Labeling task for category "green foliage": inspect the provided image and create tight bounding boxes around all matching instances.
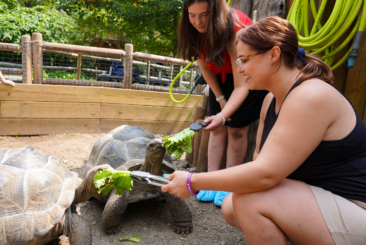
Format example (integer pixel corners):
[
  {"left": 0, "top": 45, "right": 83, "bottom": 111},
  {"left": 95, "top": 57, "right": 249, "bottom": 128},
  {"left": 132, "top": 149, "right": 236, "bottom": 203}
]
[
  {"left": 0, "top": 3, "right": 76, "bottom": 44},
  {"left": 43, "top": 70, "right": 94, "bottom": 80},
  {"left": 163, "top": 128, "right": 197, "bottom": 160},
  {"left": 94, "top": 168, "right": 133, "bottom": 196},
  {"left": 69, "top": 0, "right": 183, "bottom": 56}
]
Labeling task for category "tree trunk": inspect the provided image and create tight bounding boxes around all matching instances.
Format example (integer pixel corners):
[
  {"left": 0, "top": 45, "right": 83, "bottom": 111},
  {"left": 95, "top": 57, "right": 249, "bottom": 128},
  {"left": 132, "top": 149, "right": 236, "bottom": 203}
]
[
  {"left": 257, "top": 0, "right": 286, "bottom": 21},
  {"left": 230, "top": 0, "right": 253, "bottom": 18}
]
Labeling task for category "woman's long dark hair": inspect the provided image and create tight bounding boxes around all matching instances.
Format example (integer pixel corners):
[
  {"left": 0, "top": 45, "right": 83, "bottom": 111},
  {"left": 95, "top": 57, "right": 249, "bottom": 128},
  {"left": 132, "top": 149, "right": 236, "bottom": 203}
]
[
  {"left": 177, "top": 0, "right": 235, "bottom": 68},
  {"left": 238, "top": 16, "right": 333, "bottom": 84}
]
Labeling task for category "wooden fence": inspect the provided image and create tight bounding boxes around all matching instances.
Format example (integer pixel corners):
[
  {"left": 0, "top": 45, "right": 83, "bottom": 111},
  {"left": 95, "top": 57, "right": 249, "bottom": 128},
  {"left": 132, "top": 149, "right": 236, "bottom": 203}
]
[{"left": 0, "top": 83, "right": 204, "bottom": 135}]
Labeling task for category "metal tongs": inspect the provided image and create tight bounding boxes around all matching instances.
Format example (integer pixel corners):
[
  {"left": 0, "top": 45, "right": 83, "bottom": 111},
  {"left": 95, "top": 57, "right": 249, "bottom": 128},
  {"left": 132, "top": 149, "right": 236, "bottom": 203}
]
[
  {"left": 189, "top": 121, "right": 209, "bottom": 131},
  {"left": 130, "top": 171, "right": 170, "bottom": 187}
]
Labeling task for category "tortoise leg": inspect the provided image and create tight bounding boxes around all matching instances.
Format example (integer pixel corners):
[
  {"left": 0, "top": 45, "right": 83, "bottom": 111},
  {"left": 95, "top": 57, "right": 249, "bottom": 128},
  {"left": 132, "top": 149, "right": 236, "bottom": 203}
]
[
  {"left": 102, "top": 188, "right": 130, "bottom": 234},
  {"left": 163, "top": 192, "right": 193, "bottom": 234},
  {"left": 73, "top": 164, "right": 111, "bottom": 205},
  {"left": 67, "top": 212, "right": 92, "bottom": 245}
]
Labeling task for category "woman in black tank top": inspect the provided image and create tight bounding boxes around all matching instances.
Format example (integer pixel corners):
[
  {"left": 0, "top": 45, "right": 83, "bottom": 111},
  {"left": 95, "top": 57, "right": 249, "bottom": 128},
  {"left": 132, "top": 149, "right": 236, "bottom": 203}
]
[{"left": 162, "top": 16, "right": 366, "bottom": 244}]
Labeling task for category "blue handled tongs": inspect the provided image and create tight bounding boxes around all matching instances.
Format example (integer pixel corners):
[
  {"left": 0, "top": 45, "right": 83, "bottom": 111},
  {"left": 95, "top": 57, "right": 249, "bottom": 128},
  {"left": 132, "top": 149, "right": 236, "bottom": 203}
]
[{"left": 130, "top": 171, "right": 170, "bottom": 187}]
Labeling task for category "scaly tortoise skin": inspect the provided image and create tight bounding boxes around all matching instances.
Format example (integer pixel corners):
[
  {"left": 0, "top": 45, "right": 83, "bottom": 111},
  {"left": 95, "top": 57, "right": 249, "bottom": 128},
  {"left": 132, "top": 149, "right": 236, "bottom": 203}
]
[
  {"left": 74, "top": 125, "right": 193, "bottom": 235},
  {"left": 0, "top": 146, "right": 91, "bottom": 245}
]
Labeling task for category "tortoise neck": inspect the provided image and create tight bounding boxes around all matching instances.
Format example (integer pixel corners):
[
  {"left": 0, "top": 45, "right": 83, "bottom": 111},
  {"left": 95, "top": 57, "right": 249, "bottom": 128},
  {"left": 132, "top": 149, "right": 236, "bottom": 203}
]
[{"left": 140, "top": 157, "right": 162, "bottom": 175}]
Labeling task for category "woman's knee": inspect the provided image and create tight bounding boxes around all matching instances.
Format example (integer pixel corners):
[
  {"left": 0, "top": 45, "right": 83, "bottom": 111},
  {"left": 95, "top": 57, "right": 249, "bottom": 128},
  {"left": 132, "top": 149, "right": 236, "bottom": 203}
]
[
  {"left": 221, "top": 193, "right": 238, "bottom": 227},
  {"left": 228, "top": 126, "right": 249, "bottom": 140}
]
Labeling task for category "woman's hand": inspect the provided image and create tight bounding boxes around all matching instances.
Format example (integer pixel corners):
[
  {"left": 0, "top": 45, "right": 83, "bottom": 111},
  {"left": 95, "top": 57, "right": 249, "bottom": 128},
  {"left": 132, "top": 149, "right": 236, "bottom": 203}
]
[
  {"left": 161, "top": 171, "right": 193, "bottom": 199},
  {"left": 202, "top": 114, "right": 231, "bottom": 131},
  {"left": 0, "top": 78, "right": 15, "bottom": 87}
]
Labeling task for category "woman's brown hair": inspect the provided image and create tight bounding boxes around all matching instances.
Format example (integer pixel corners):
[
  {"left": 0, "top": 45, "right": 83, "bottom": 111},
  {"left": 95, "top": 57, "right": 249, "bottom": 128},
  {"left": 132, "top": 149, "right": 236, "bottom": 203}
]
[
  {"left": 177, "top": 0, "right": 235, "bottom": 68},
  {"left": 238, "top": 16, "right": 333, "bottom": 84}
]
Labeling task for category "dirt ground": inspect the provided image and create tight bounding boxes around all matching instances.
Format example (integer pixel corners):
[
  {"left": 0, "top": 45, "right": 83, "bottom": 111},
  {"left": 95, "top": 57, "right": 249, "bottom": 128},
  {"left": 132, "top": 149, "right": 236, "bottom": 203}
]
[{"left": 1, "top": 132, "right": 252, "bottom": 245}]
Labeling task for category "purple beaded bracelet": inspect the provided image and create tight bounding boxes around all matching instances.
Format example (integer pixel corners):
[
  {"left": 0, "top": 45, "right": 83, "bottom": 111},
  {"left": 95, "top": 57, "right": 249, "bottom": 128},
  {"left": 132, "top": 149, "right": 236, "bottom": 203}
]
[{"left": 187, "top": 173, "right": 199, "bottom": 195}]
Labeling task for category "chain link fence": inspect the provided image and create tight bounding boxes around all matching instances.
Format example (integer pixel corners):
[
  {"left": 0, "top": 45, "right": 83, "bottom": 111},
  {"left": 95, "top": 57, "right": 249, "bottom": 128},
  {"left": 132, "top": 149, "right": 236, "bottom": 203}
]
[
  {"left": 0, "top": 43, "right": 23, "bottom": 83},
  {"left": 1, "top": 36, "right": 205, "bottom": 95}
]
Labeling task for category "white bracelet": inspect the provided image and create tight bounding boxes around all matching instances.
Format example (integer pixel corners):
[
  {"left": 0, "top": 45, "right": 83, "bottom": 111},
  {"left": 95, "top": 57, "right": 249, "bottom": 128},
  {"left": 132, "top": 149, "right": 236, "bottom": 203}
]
[
  {"left": 216, "top": 95, "right": 225, "bottom": 102},
  {"left": 216, "top": 113, "right": 226, "bottom": 125}
]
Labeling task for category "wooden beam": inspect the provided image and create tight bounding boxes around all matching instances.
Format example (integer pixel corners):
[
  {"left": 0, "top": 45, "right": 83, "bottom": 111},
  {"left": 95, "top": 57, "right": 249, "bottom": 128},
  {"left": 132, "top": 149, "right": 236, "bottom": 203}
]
[
  {"left": 0, "top": 42, "right": 21, "bottom": 52},
  {"left": 0, "top": 68, "right": 22, "bottom": 75},
  {"left": 133, "top": 52, "right": 197, "bottom": 67},
  {"left": 0, "top": 84, "right": 101, "bottom": 103},
  {"left": 100, "top": 119, "right": 190, "bottom": 135},
  {"left": 101, "top": 87, "right": 204, "bottom": 108},
  {"left": 1, "top": 101, "right": 100, "bottom": 118},
  {"left": 0, "top": 119, "right": 100, "bottom": 135},
  {"left": 42, "top": 42, "right": 126, "bottom": 57},
  {"left": 100, "top": 103, "right": 191, "bottom": 121}
]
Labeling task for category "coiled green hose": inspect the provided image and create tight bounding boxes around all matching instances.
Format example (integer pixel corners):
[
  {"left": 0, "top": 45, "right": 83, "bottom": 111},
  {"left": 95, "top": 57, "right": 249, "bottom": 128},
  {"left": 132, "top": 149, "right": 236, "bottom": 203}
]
[{"left": 287, "top": 0, "right": 366, "bottom": 70}]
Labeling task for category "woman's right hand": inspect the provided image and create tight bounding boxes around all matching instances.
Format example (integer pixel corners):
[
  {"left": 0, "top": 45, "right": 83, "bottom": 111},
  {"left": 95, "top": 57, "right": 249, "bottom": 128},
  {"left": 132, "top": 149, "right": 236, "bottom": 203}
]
[
  {"left": 202, "top": 114, "right": 228, "bottom": 131},
  {"left": 161, "top": 171, "right": 193, "bottom": 199}
]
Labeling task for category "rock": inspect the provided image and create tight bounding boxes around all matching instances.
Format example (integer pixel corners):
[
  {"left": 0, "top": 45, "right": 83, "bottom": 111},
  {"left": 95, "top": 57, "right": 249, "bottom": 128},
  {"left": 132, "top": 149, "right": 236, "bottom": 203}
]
[
  {"left": 220, "top": 241, "right": 226, "bottom": 245},
  {"left": 189, "top": 167, "right": 197, "bottom": 172},
  {"left": 171, "top": 154, "right": 177, "bottom": 161},
  {"left": 63, "top": 159, "right": 69, "bottom": 164},
  {"left": 181, "top": 161, "right": 189, "bottom": 169}
]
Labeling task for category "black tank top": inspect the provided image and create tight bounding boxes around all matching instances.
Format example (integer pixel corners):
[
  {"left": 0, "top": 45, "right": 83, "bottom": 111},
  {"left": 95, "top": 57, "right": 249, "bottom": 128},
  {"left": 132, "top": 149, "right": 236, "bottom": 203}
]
[{"left": 259, "top": 82, "right": 366, "bottom": 202}]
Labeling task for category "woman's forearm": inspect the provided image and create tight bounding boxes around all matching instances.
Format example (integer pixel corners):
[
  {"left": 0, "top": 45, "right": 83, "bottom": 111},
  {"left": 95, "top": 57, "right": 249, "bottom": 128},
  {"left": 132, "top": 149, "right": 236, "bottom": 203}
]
[
  {"left": 190, "top": 160, "right": 274, "bottom": 194},
  {"left": 220, "top": 86, "right": 249, "bottom": 119}
]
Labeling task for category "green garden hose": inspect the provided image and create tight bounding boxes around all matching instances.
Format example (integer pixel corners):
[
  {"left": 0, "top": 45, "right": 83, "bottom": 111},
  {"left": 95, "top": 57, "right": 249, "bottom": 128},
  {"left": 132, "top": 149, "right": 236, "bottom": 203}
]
[
  {"left": 287, "top": 0, "right": 366, "bottom": 70},
  {"left": 170, "top": 0, "right": 232, "bottom": 103}
]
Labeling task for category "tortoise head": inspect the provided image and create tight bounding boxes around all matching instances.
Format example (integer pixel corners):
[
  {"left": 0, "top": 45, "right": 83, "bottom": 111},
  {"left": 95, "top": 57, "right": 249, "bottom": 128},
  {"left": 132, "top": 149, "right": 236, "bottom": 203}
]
[{"left": 140, "top": 138, "right": 166, "bottom": 175}]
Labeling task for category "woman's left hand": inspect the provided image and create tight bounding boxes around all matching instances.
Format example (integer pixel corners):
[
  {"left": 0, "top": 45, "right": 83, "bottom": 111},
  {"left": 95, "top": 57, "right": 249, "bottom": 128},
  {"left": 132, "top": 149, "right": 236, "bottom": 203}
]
[
  {"left": 0, "top": 79, "right": 15, "bottom": 87},
  {"left": 161, "top": 171, "right": 193, "bottom": 199}
]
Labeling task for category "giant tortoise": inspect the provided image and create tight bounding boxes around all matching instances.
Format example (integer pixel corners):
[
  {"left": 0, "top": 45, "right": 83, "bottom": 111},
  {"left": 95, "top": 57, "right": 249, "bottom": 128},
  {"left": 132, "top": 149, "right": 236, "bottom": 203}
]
[
  {"left": 74, "top": 125, "right": 193, "bottom": 234},
  {"left": 0, "top": 146, "right": 91, "bottom": 245}
]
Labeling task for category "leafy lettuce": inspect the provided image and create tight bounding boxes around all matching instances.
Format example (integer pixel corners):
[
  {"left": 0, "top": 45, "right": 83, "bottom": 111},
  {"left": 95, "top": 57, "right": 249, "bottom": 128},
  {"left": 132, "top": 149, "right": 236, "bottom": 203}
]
[
  {"left": 94, "top": 168, "right": 133, "bottom": 196},
  {"left": 162, "top": 128, "right": 197, "bottom": 160},
  {"left": 119, "top": 234, "right": 141, "bottom": 243}
]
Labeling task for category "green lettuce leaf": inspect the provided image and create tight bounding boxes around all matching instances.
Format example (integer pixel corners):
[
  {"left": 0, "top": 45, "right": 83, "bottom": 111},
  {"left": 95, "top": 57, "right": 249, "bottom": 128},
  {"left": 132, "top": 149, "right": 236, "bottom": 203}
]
[
  {"left": 93, "top": 168, "right": 133, "bottom": 196},
  {"left": 162, "top": 128, "right": 197, "bottom": 159},
  {"left": 119, "top": 235, "right": 141, "bottom": 243}
]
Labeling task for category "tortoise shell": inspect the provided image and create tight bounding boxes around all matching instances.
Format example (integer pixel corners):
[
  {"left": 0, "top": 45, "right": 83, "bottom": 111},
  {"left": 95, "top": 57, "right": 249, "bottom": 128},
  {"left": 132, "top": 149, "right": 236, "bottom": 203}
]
[
  {"left": 0, "top": 146, "right": 80, "bottom": 245},
  {"left": 81, "top": 125, "right": 174, "bottom": 178}
]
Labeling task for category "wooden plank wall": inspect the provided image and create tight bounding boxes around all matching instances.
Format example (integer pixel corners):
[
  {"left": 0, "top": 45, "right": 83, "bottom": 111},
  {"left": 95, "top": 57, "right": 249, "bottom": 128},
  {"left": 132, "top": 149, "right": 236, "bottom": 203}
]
[{"left": 0, "top": 84, "right": 204, "bottom": 135}]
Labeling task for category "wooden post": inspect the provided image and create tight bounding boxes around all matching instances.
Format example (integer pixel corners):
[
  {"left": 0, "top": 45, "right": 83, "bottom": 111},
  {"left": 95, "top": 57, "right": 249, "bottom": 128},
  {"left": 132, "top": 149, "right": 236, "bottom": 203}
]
[
  {"left": 146, "top": 61, "right": 151, "bottom": 85},
  {"left": 21, "top": 35, "right": 32, "bottom": 84},
  {"left": 170, "top": 64, "right": 174, "bottom": 83},
  {"left": 179, "top": 66, "right": 183, "bottom": 87},
  {"left": 197, "top": 129, "right": 210, "bottom": 172},
  {"left": 186, "top": 106, "right": 206, "bottom": 164},
  {"left": 32, "top": 33, "right": 43, "bottom": 84},
  {"left": 189, "top": 68, "right": 194, "bottom": 91},
  {"left": 76, "top": 54, "right": 82, "bottom": 80},
  {"left": 124, "top": 43, "right": 133, "bottom": 88}
]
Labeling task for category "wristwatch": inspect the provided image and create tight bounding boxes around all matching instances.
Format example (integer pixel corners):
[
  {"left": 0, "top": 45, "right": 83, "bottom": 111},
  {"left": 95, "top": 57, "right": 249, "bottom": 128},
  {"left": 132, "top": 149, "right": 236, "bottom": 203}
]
[{"left": 216, "top": 95, "right": 225, "bottom": 102}]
